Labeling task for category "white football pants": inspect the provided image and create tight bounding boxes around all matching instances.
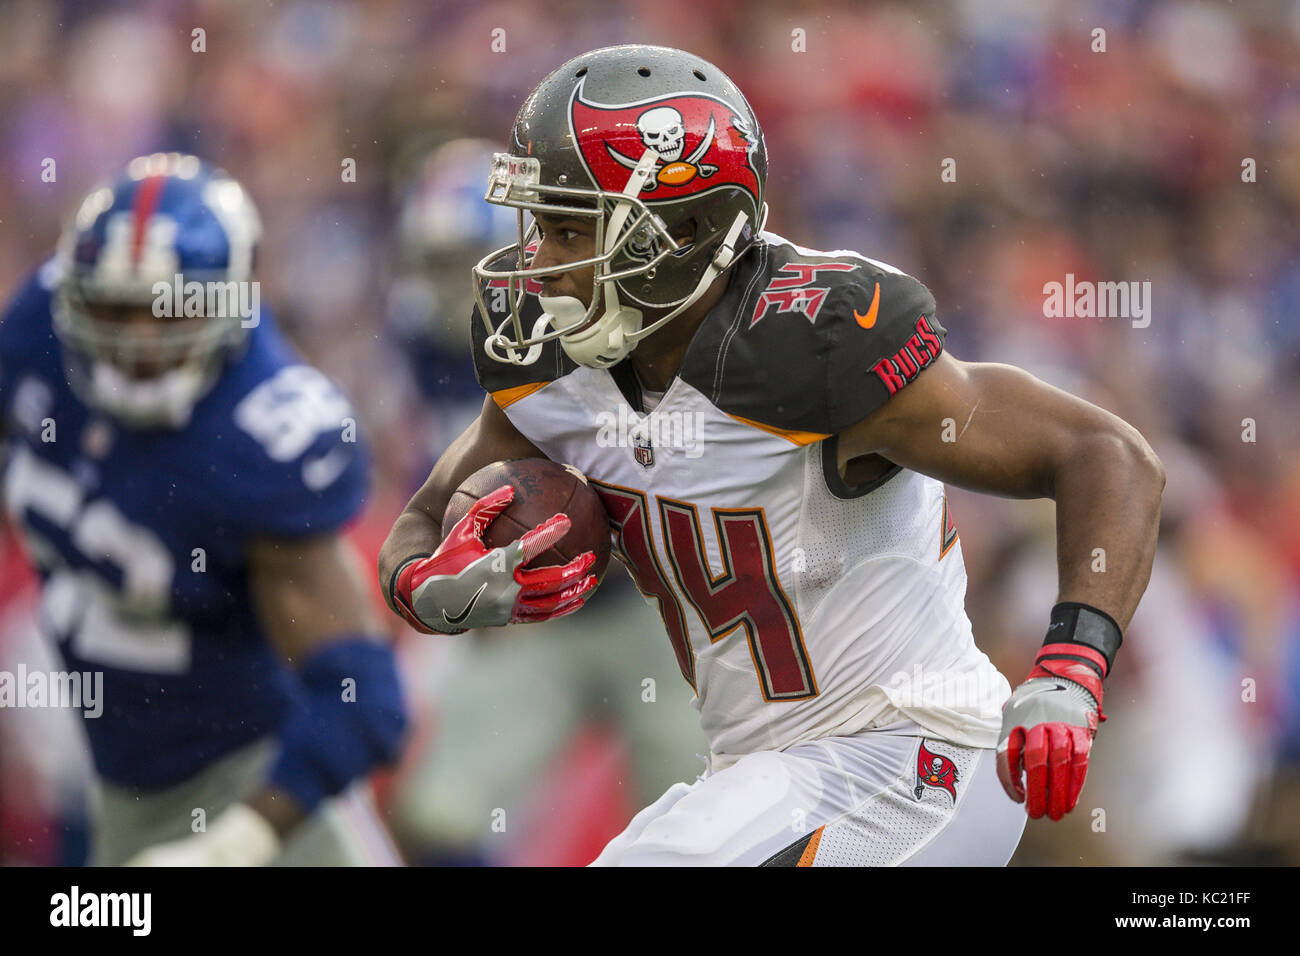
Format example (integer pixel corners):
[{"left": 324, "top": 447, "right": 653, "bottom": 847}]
[{"left": 592, "top": 731, "right": 1027, "bottom": 866}]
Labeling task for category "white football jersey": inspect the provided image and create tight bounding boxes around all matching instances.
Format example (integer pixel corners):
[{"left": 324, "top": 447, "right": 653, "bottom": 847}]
[{"left": 473, "top": 233, "right": 1010, "bottom": 770}]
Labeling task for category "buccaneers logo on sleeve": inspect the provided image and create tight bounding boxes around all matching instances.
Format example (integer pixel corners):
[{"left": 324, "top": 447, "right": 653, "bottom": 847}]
[
  {"left": 915, "top": 741, "right": 959, "bottom": 801},
  {"left": 570, "top": 82, "right": 761, "bottom": 201},
  {"left": 749, "top": 262, "right": 855, "bottom": 328}
]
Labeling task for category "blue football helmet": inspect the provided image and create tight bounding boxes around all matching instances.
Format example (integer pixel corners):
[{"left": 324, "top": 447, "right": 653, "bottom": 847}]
[
  {"left": 388, "top": 138, "right": 518, "bottom": 409},
  {"left": 53, "top": 152, "right": 263, "bottom": 427},
  {"left": 391, "top": 138, "right": 518, "bottom": 345}
]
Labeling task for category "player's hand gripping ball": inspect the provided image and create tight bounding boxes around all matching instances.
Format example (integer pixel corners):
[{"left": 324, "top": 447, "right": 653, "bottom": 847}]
[{"left": 392, "top": 459, "right": 610, "bottom": 634}]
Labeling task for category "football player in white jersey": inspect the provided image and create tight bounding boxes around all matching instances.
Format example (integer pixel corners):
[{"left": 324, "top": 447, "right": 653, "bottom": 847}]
[{"left": 378, "top": 46, "right": 1164, "bottom": 866}]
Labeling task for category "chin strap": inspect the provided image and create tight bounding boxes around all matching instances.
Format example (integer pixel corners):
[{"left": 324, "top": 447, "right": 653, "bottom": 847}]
[{"left": 485, "top": 313, "right": 554, "bottom": 366}]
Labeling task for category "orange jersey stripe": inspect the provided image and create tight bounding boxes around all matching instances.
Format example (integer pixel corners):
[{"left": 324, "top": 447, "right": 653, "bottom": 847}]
[
  {"left": 491, "top": 381, "right": 551, "bottom": 409},
  {"left": 725, "top": 412, "right": 830, "bottom": 446},
  {"left": 797, "top": 825, "right": 826, "bottom": 866}
]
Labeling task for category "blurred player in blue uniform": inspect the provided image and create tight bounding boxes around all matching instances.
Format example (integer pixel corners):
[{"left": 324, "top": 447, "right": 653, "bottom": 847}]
[{"left": 0, "top": 152, "right": 408, "bottom": 865}]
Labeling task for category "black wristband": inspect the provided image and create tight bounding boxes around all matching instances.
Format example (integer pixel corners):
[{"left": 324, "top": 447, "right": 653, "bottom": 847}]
[
  {"left": 1043, "top": 602, "right": 1123, "bottom": 675},
  {"left": 388, "top": 553, "right": 433, "bottom": 609}
]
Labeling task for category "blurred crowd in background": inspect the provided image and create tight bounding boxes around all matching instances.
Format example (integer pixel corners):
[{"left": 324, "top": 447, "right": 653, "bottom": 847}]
[{"left": 1, "top": 0, "right": 1297, "bottom": 865}]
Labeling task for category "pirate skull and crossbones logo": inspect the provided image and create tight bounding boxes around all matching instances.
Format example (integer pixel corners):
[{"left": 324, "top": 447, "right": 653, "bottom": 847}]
[
  {"left": 637, "top": 107, "right": 687, "bottom": 161},
  {"left": 606, "top": 105, "right": 719, "bottom": 190}
]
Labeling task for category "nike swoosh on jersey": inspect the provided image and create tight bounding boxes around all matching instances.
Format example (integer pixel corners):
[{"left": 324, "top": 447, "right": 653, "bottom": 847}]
[
  {"left": 854, "top": 282, "right": 880, "bottom": 328},
  {"left": 443, "top": 581, "right": 489, "bottom": 626}
]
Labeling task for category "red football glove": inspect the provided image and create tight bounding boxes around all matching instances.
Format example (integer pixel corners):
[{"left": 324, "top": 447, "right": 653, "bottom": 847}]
[
  {"left": 390, "top": 484, "right": 597, "bottom": 635},
  {"left": 996, "top": 642, "right": 1108, "bottom": 820}
]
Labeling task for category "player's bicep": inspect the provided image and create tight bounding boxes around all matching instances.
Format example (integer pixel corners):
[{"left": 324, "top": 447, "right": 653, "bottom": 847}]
[
  {"left": 247, "top": 532, "right": 382, "bottom": 662},
  {"left": 839, "top": 352, "right": 1125, "bottom": 499}
]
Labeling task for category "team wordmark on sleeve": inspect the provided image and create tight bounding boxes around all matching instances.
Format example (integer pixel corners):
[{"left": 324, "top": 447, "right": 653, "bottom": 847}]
[{"left": 870, "top": 315, "right": 943, "bottom": 395}]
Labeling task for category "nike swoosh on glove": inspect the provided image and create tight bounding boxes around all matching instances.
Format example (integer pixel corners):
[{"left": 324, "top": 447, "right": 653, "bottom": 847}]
[
  {"left": 996, "top": 642, "right": 1108, "bottom": 820},
  {"left": 392, "top": 484, "right": 597, "bottom": 635}
]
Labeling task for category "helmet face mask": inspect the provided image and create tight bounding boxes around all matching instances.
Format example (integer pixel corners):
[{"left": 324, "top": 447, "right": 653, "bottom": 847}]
[
  {"left": 53, "top": 286, "right": 245, "bottom": 428},
  {"left": 56, "top": 281, "right": 244, "bottom": 377},
  {"left": 473, "top": 46, "right": 769, "bottom": 369},
  {"left": 473, "top": 150, "right": 682, "bottom": 366}
]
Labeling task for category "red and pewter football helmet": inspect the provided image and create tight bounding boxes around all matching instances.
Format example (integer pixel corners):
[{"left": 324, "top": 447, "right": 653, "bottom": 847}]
[{"left": 473, "top": 45, "right": 769, "bottom": 369}]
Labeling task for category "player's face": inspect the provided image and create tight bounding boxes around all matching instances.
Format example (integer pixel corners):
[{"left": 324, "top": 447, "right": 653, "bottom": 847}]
[
  {"left": 530, "top": 212, "right": 597, "bottom": 306},
  {"left": 527, "top": 213, "right": 696, "bottom": 312}
]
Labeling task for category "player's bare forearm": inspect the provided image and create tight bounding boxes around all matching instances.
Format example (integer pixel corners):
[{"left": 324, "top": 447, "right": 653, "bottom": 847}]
[
  {"left": 377, "top": 393, "right": 545, "bottom": 614},
  {"left": 838, "top": 352, "right": 1164, "bottom": 629},
  {"left": 246, "top": 533, "right": 399, "bottom": 838},
  {"left": 1048, "top": 432, "right": 1162, "bottom": 629},
  {"left": 248, "top": 532, "right": 384, "bottom": 658}
]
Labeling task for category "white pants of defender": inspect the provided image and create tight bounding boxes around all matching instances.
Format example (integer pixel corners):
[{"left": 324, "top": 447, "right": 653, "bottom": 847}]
[
  {"left": 90, "top": 736, "right": 402, "bottom": 866},
  {"left": 591, "top": 731, "right": 1026, "bottom": 866}
]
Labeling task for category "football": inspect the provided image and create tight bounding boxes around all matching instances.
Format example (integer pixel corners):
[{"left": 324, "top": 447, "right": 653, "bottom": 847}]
[{"left": 442, "top": 458, "right": 612, "bottom": 582}]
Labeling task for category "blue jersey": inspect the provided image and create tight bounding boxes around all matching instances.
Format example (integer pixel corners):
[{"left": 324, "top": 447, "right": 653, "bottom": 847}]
[{"left": 0, "top": 260, "right": 370, "bottom": 789}]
